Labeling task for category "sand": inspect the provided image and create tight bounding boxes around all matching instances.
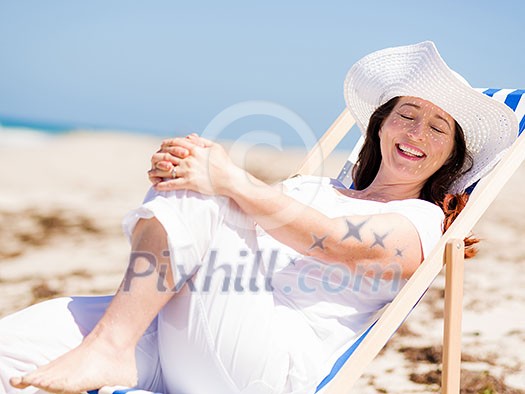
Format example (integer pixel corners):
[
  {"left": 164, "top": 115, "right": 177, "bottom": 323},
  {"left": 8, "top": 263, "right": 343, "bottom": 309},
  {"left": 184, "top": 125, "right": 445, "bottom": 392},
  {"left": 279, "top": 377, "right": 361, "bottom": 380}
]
[{"left": 0, "top": 129, "right": 523, "bottom": 393}]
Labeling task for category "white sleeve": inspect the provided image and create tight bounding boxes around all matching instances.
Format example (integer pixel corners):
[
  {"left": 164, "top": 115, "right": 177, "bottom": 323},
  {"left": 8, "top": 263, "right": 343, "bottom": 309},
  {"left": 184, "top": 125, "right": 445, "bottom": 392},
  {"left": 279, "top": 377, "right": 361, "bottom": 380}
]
[{"left": 382, "top": 200, "right": 444, "bottom": 259}]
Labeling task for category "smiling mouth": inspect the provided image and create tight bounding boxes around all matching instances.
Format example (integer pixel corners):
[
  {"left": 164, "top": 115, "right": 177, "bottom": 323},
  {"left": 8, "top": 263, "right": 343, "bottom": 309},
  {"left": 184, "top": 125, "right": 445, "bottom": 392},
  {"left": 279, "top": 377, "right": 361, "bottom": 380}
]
[{"left": 396, "top": 143, "right": 426, "bottom": 159}]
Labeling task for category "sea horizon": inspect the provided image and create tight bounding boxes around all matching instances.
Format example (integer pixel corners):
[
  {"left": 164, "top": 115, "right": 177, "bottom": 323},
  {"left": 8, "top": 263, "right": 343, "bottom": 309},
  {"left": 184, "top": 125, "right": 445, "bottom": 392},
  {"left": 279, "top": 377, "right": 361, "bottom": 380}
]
[{"left": 0, "top": 114, "right": 361, "bottom": 151}]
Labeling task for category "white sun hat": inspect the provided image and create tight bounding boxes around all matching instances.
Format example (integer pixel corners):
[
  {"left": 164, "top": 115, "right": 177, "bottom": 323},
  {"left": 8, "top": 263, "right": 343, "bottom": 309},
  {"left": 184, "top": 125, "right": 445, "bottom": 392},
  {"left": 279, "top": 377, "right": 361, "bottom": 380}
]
[{"left": 344, "top": 40, "right": 519, "bottom": 194}]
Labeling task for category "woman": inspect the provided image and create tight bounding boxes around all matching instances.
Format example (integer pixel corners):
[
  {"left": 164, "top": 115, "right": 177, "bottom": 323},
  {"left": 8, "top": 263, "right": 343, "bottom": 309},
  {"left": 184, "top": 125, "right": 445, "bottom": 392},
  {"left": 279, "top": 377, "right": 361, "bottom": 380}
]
[{"left": 1, "top": 41, "right": 518, "bottom": 394}]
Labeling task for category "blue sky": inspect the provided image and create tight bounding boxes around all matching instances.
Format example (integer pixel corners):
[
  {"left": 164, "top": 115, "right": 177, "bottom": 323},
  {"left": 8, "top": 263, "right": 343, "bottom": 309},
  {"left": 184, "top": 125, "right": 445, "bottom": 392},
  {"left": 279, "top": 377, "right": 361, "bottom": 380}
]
[{"left": 0, "top": 1, "right": 523, "bottom": 146}]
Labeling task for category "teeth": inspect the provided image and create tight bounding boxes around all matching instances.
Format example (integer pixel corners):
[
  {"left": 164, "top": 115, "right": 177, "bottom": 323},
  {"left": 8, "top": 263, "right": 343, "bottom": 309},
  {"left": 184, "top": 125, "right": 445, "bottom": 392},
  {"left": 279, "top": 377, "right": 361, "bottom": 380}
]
[{"left": 398, "top": 144, "right": 424, "bottom": 157}]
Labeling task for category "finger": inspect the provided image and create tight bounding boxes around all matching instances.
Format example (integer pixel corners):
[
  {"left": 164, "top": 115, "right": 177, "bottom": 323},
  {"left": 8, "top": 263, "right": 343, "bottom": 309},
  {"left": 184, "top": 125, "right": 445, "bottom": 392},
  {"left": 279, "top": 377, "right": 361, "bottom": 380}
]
[
  {"left": 150, "top": 156, "right": 176, "bottom": 171},
  {"left": 148, "top": 168, "right": 172, "bottom": 180},
  {"left": 149, "top": 176, "right": 163, "bottom": 185},
  {"left": 161, "top": 137, "right": 199, "bottom": 151},
  {"left": 159, "top": 146, "right": 192, "bottom": 158},
  {"left": 150, "top": 152, "right": 181, "bottom": 167},
  {"left": 161, "top": 137, "right": 184, "bottom": 147},
  {"left": 154, "top": 161, "right": 173, "bottom": 171},
  {"left": 185, "top": 133, "right": 214, "bottom": 148},
  {"left": 197, "top": 136, "right": 214, "bottom": 147},
  {"left": 154, "top": 178, "right": 187, "bottom": 191},
  {"left": 185, "top": 134, "right": 209, "bottom": 147}
]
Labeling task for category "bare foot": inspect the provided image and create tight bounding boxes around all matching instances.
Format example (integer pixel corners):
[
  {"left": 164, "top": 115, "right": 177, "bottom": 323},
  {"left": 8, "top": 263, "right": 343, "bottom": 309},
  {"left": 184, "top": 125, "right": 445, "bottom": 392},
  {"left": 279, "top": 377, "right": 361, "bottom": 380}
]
[{"left": 9, "top": 335, "right": 138, "bottom": 394}]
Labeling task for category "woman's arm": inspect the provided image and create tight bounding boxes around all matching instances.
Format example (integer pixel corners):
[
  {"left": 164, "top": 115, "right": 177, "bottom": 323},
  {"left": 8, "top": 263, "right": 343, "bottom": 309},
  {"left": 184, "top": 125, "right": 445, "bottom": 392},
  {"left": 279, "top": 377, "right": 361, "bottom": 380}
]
[{"left": 150, "top": 137, "right": 423, "bottom": 278}]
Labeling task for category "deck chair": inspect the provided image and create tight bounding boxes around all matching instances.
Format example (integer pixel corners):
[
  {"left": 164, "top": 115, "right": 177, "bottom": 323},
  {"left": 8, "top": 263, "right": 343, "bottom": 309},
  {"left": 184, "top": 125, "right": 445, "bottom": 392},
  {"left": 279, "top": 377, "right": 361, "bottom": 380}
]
[
  {"left": 91, "top": 88, "right": 525, "bottom": 394},
  {"left": 296, "top": 88, "right": 525, "bottom": 393}
]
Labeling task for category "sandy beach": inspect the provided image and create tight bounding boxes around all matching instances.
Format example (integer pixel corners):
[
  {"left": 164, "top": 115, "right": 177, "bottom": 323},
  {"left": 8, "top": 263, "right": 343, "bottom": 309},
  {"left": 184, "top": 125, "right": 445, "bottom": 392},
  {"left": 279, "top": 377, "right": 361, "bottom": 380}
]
[{"left": 0, "top": 129, "right": 523, "bottom": 393}]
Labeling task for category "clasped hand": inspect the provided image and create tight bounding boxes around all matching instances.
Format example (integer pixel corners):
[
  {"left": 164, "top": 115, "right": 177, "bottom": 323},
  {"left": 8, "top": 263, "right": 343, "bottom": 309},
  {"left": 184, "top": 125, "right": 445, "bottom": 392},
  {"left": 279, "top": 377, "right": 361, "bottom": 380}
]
[{"left": 148, "top": 134, "right": 244, "bottom": 196}]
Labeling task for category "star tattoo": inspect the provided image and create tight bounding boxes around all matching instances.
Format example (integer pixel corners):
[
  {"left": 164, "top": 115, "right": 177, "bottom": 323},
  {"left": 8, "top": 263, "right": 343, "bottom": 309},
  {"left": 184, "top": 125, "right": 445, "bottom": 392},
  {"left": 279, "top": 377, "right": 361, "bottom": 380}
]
[
  {"left": 288, "top": 256, "right": 299, "bottom": 266},
  {"left": 309, "top": 234, "right": 327, "bottom": 250},
  {"left": 395, "top": 248, "right": 404, "bottom": 257},
  {"left": 371, "top": 231, "right": 389, "bottom": 249},
  {"left": 341, "top": 218, "right": 368, "bottom": 242}
]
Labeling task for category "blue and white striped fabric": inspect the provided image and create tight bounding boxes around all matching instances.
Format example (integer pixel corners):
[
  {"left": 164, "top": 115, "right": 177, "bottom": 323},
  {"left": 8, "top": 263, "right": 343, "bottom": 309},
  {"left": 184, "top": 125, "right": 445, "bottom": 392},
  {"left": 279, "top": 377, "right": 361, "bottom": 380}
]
[
  {"left": 91, "top": 88, "right": 525, "bottom": 394},
  {"left": 88, "top": 388, "right": 163, "bottom": 394}
]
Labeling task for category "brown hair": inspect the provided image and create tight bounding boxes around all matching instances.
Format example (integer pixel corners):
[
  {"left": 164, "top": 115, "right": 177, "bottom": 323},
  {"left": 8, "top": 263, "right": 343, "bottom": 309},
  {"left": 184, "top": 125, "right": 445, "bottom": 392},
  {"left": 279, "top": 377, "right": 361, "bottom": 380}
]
[{"left": 352, "top": 97, "right": 479, "bottom": 258}]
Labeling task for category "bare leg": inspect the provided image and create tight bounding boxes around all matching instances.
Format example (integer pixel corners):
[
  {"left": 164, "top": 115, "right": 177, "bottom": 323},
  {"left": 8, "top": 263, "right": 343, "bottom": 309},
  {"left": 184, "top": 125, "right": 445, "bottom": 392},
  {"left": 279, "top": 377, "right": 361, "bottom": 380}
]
[{"left": 10, "top": 218, "right": 176, "bottom": 394}]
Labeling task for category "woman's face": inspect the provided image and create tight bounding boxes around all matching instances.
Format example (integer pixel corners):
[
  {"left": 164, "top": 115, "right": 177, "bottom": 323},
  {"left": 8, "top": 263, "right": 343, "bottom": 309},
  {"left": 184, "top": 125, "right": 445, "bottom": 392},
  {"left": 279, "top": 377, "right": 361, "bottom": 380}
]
[{"left": 378, "top": 96, "right": 456, "bottom": 185}]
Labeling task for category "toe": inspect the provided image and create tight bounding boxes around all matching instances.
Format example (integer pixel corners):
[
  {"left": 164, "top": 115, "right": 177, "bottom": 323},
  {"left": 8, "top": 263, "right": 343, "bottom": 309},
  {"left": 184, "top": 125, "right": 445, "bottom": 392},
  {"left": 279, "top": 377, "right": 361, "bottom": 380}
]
[{"left": 9, "top": 376, "right": 27, "bottom": 389}]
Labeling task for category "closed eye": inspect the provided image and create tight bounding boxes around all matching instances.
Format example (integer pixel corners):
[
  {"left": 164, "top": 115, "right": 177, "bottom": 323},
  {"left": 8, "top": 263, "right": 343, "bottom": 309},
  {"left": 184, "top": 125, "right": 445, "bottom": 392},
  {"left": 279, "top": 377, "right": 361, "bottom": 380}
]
[
  {"left": 397, "top": 112, "right": 414, "bottom": 120},
  {"left": 431, "top": 125, "right": 445, "bottom": 133}
]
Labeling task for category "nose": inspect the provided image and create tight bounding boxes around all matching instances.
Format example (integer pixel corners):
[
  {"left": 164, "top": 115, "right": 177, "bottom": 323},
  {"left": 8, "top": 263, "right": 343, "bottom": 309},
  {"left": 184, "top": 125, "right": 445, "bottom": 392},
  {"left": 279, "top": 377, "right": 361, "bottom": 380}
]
[{"left": 406, "top": 121, "right": 425, "bottom": 141}]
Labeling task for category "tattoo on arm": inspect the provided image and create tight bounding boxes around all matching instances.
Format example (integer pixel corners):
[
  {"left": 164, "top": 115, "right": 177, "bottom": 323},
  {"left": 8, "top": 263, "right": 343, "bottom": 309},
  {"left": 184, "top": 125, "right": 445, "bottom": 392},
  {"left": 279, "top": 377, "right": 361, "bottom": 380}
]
[
  {"left": 370, "top": 231, "right": 390, "bottom": 249},
  {"left": 309, "top": 233, "right": 327, "bottom": 250},
  {"left": 341, "top": 218, "right": 369, "bottom": 242},
  {"left": 307, "top": 217, "right": 407, "bottom": 265}
]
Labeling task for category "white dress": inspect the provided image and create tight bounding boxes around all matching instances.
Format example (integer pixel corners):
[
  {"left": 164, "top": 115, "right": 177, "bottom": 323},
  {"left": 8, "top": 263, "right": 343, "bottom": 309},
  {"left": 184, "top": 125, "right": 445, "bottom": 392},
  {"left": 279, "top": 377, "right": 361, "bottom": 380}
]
[{"left": 0, "top": 176, "right": 444, "bottom": 394}]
